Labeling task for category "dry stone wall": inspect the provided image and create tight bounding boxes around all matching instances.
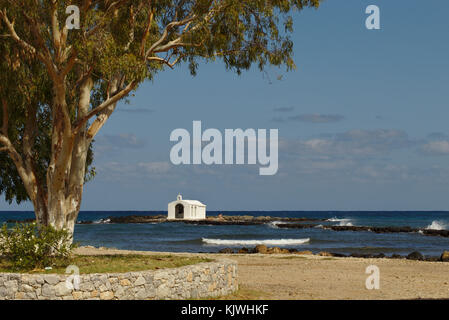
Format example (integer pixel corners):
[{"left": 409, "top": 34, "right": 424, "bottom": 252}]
[{"left": 0, "top": 258, "right": 237, "bottom": 300}]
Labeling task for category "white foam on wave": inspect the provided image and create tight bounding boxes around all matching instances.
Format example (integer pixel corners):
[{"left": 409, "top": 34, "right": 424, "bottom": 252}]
[
  {"left": 338, "top": 220, "right": 353, "bottom": 226},
  {"left": 201, "top": 238, "right": 310, "bottom": 246},
  {"left": 425, "top": 220, "right": 448, "bottom": 230},
  {"left": 92, "top": 218, "right": 111, "bottom": 224},
  {"left": 267, "top": 221, "right": 282, "bottom": 229},
  {"left": 326, "top": 216, "right": 345, "bottom": 222},
  {"left": 326, "top": 217, "right": 353, "bottom": 226}
]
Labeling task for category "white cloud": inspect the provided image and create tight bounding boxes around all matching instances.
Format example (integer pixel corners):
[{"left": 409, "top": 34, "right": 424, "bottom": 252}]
[
  {"left": 97, "top": 161, "right": 172, "bottom": 181},
  {"left": 281, "top": 129, "right": 413, "bottom": 157},
  {"left": 275, "top": 129, "right": 446, "bottom": 183},
  {"left": 137, "top": 162, "right": 171, "bottom": 173},
  {"left": 95, "top": 133, "right": 146, "bottom": 156},
  {"left": 421, "top": 140, "right": 449, "bottom": 155}
]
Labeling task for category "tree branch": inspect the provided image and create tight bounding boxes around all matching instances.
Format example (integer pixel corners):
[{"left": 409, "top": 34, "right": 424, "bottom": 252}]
[
  {"left": 84, "top": 0, "right": 130, "bottom": 38},
  {"left": 73, "top": 80, "right": 138, "bottom": 136},
  {"left": 85, "top": 76, "right": 123, "bottom": 140},
  {"left": 140, "top": 0, "right": 154, "bottom": 57},
  {"left": 0, "top": 133, "right": 37, "bottom": 202},
  {"left": 145, "top": 2, "right": 228, "bottom": 57},
  {"left": 61, "top": 50, "right": 78, "bottom": 77},
  {"left": 1, "top": 98, "right": 8, "bottom": 136},
  {"left": 19, "top": 10, "right": 59, "bottom": 80},
  {"left": 50, "top": 1, "right": 62, "bottom": 62},
  {"left": 0, "top": 9, "right": 38, "bottom": 56},
  {"left": 145, "top": 14, "right": 196, "bottom": 58},
  {"left": 23, "top": 104, "right": 38, "bottom": 180},
  {"left": 147, "top": 54, "right": 184, "bottom": 69}
]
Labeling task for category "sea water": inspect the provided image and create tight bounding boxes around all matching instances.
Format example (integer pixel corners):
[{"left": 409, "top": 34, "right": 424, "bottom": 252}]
[{"left": 1, "top": 211, "right": 449, "bottom": 257}]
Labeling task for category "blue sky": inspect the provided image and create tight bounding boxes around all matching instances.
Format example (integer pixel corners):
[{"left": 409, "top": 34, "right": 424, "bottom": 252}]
[{"left": 3, "top": 0, "right": 449, "bottom": 211}]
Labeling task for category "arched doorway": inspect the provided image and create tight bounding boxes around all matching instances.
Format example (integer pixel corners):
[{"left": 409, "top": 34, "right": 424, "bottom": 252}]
[{"left": 175, "top": 204, "right": 184, "bottom": 219}]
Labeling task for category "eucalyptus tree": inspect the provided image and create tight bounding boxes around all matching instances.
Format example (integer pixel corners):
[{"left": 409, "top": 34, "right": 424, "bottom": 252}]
[{"left": 0, "top": 0, "right": 320, "bottom": 239}]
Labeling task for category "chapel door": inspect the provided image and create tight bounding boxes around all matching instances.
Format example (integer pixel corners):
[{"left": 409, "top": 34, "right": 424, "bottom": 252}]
[{"left": 175, "top": 204, "right": 184, "bottom": 219}]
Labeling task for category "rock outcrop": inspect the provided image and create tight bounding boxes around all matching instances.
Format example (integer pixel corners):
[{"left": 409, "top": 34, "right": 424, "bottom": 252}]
[
  {"left": 406, "top": 251, "right": 424, "bottom": 261},
  {"left": 254, "top": 245, "right": 268, "bottom": 254},
  {"left": 276, "top": 223, "right": 449, "bottom": 239},
  {"left": 440, "top": 251, "right": 449, "bottom": 262}
]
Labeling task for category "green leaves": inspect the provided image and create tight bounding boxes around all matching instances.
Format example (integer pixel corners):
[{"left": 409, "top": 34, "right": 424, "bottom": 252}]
[
  {"left": 0, "top": 223, "right": 77, "bottom": 271},
  {"left": 0, "top": 0, "right": 321, "bottom": 207},
  {"left": 0, "top": 155, "right": 29, "bottom": 204}
]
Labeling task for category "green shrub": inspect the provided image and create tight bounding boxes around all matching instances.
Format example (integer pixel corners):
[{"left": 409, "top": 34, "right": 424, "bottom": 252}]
[{"left": 0, "top": 222, "right": 77, "bottom": 271}]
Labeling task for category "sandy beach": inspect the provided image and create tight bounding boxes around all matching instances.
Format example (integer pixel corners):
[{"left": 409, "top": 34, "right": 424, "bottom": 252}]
[{"left": 75, "top": 246, "right": 449, "bottom": 300}]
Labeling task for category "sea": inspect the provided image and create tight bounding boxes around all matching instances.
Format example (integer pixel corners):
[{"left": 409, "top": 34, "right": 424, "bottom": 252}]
[{"left": 1, "top": 211, "right": 449, "bottom": 257}]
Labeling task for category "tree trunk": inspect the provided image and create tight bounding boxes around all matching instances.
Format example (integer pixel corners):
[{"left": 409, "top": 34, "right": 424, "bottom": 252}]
[
  {"left": 30, "top": 180, "right": 81, "bottom": 242},
  {"left": 41, "top": 79, "right": 84, "bottom": 241}
]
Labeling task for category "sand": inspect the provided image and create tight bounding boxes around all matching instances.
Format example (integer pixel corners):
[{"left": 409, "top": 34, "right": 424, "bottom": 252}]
[{"left": 75, "top": 246, "right": 449, "bottom": 300}]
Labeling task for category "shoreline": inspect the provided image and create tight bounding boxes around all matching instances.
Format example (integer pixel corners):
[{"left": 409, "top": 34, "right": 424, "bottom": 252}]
[
  {"left": 74, "top": 246, "right": 449, "bottom": 300},
  {"left": 78, "top": 242, "right": 449, "bottom": 263},
  {"left": 216, "top": 245, "right": 449, "bottom": 262}
]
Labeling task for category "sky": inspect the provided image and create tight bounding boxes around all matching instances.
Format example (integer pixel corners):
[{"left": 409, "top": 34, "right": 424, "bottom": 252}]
[{"left": 2, "top": 0, "right": 449, "bottom": 211}]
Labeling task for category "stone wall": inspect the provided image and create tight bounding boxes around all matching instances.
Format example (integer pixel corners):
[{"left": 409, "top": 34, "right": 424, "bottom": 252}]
[{"left": 0, "top": 258, "right": 238, "bottom": 300}]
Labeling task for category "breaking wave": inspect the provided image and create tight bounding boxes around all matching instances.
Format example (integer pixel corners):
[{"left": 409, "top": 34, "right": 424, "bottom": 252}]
[
  {"left": 425, "top": 220, "right": 448, "bottom": 230},
  {"left": 266, "top": 221, "right": 283, "bottom": 229},
  {"left": 326, "top": 217, "right": 354, "bottom": 226},
  {"left": 92, "top": 218, "right": 111, "bottom": 224},
  {"left": 326, "top": 217, "right": 346, "bottom": 222},
  {"left": 201, "top": 238, "right": 310, "bottom": 246}
]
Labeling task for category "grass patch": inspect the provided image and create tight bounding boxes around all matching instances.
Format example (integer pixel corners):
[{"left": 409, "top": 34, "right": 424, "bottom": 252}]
[
  {"left": 276, "top": 255, "right": 308, "bottom": 260},
  {"left": 0, "top": 254, "right": 211, "bottom": 274}
]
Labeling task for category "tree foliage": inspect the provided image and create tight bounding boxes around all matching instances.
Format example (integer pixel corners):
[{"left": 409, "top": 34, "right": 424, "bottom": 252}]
[{"left": 0, "top": 0, "right": 320, "bottom": 229}]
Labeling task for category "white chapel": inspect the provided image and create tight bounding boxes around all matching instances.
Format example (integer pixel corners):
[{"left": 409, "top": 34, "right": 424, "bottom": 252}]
[{"left": 167, "top": 194, "right": 206, "bottom": 220}]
